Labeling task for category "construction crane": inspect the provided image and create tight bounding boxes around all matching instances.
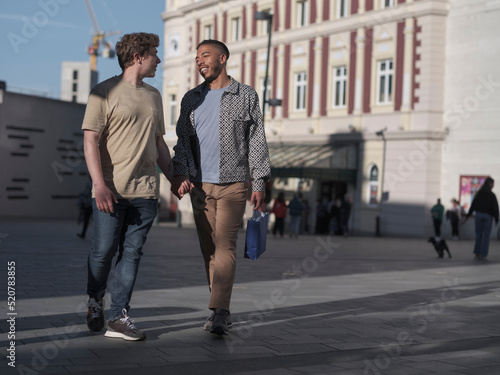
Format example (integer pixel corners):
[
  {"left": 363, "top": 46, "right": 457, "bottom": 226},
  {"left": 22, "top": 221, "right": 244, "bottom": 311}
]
[{"left": 85, "top": 0, "right": 120, "bottom": 72}]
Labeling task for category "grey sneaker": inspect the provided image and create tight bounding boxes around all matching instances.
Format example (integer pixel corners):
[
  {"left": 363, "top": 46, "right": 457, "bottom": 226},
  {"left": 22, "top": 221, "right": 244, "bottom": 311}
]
[
  {"left": 204, "top": 310, "right": 232, "bottom": 331},
  {"left": 210, "top": 308, "right": 231, "bottom": 336},
  {"left": 86, "top": 297, "right": 104, "bottom": 332},
  {"left": 104, "top": 309, "right": 146, "bottom": 341}
]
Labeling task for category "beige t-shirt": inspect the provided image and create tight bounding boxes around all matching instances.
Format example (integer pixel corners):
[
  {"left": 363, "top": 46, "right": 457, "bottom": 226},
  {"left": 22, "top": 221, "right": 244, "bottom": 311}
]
[{"left": 82, "top": 76, "right": 165, "bottom": 199}]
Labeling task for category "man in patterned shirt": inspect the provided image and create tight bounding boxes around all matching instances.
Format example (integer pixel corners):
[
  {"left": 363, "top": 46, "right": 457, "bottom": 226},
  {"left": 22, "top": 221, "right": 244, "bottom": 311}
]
[{"left": 171, "top": 39, "right": 271, "bottom": 336}]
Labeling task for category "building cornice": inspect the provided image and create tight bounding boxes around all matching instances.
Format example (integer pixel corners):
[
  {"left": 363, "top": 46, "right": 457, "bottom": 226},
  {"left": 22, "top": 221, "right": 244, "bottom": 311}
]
[
  {"left": 163, "top": 0, "right": 450, "bottom": 59},
  {"left": 267, "top": 129, "right": 448, "bottom": 145},
  {"left": 163, "top": 0, "right": 450, "bottom": 44}
]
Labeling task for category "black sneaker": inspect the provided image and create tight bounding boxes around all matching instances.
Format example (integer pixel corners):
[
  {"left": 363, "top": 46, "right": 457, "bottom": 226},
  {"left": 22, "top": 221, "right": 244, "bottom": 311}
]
[
  {"left": 210, "top": 308, "right": 230, "bottom": 336},
  {"left": 204, "top": 310, "right": 232, "bottom": 331},
  {"left": 86, "top": 297, "right": 104, "bottom": 332},
  {"left": 104, "top": 309, "right": 146, "bottom": 341}
]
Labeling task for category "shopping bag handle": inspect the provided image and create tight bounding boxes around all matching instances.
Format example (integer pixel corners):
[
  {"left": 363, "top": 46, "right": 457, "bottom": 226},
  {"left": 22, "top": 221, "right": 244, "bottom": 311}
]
[{"left": 251, "top": 210, "right": 267, "bottom": 221}]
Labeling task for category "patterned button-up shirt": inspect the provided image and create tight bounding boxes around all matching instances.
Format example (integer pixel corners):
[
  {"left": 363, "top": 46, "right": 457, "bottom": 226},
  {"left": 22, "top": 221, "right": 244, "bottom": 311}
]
[{"left": 172, "top": 77, "right": 271, "bottom": 192}]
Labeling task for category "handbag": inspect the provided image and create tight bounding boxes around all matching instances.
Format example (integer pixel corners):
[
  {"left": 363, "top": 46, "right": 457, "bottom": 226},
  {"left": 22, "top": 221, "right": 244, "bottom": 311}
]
[{"left": 244, "top": 210, "right": 269, "bottom": 260}]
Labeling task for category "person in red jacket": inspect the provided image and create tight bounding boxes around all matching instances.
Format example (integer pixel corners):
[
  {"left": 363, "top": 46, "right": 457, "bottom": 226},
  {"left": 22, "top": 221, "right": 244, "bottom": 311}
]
[{"left": 271, "top": 192, "right": 287, "bottom": 238}]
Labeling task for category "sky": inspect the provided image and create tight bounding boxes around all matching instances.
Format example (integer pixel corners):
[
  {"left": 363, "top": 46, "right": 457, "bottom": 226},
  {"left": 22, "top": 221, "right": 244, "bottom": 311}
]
[{"left": 0, "top": 0, "right": 166, "bottom": 98}]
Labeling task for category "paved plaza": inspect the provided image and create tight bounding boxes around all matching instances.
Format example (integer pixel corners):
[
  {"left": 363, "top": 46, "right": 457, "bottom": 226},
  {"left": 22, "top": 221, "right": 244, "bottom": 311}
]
[{"left": 1, "top": 219, "right": 500, "bottom": 375}]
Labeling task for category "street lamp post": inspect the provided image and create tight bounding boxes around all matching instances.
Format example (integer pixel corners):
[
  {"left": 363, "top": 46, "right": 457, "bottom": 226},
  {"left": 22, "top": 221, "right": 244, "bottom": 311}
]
[{"left": 254, "top": 11, "right": 273, "bottom": 125}]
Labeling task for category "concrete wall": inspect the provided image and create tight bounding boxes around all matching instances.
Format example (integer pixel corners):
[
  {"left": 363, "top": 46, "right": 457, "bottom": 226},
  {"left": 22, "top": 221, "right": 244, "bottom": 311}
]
[
  {"left": 441, "top": 0, "right": 500, "bottom": 239},
  {"left": 0, "top": 87, "right": 87, "bottom": 219}
]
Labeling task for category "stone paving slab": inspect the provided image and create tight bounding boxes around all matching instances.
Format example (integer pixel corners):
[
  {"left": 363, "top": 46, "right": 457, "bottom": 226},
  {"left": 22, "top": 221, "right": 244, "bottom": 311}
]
[{"left": 1, "top": 219, "right": 500, "bottom": 375}]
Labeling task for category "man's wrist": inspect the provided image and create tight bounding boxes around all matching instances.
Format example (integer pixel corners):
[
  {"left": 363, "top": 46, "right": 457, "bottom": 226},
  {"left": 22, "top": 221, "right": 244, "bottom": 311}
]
[{"left": 252, "top": 179, "right": 265, "bottom": 192}]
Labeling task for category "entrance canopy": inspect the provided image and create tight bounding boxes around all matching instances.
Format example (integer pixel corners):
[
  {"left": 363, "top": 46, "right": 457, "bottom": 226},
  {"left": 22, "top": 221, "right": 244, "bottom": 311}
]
[{"left": 268, "top": 142, "right": 358, "bottom": 183}]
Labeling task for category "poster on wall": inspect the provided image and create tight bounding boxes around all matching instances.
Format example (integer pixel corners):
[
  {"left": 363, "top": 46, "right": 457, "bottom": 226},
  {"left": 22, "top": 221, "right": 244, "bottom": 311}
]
[{"left": 459, "top": 175, "right": 488, "bottom": 212}]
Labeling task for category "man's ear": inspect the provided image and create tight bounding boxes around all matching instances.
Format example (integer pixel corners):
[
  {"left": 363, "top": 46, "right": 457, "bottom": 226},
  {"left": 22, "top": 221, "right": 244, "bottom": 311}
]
[
  {"left": 219, "top": 53, "right": 227, "bottom": 65},
  {"left": 133, "top": 52, "right": 142, "bottom": 65}
]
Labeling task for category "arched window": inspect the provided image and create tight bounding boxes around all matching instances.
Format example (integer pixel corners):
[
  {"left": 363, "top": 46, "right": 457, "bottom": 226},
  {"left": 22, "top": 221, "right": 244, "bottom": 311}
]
[{"left": 367, "top": 164, "right": 379, "bottom": 205}]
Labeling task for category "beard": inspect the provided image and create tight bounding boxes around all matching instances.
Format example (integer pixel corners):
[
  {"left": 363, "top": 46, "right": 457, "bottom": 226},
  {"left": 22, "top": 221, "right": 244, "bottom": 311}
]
[{"left": 201, "top": 62, "right": 223, "bottom": 83}]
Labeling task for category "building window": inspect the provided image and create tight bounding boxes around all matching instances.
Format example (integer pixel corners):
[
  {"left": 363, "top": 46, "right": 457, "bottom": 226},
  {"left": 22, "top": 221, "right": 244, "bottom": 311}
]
[
  {"left": 72, "top": 83, "right": 78, "bottom": 92},
  {"left": 72, "top": 95, "right": 77, "bottom": 103},
  {"left": 297, "top": 0, "right": 309, "bottom": 27},
  {"left": 169, "top": 94, "right": 177, "bottom": 127},
  {"left": 332, "top": 66, "right": 347, "bottom": 108},
  {"left": 231, "top": 17, "right": 241, "bottom": 41},
  {"left": 260, "top": 77, "right": 272, "bottom": 114},
  {"left": 368, "top": 164, "right": 379, "bottom": 205},
  {"left": 381, "top": 0, "right": 395, "bottom": 8},
  {"left": 294, "top": 71, "right": 307, "bottom": 111},
  {"left": 338, "top": 0, "right": 349, "bottom": 18},
  {"left": 377, "top": 59, "right": 393, "bottom": 105},
  {"left": 73, "top": 70, "right": 78, "bottom": 80},
  {"left": 204, "top": 24, "right": 213, "bottom": 40}
]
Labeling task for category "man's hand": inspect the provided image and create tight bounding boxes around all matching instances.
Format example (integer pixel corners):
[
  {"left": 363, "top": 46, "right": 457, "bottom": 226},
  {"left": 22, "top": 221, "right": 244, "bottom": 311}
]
[
  {"left": 83, "top": 129, "right": 117, "bottom": 213},
  {"left": 171, "top": 175, "right": 194, "bottom": 199},
  {"left": 250, "top": 191, "right": 265, "bottom": 211},
  {"left": 94, "top": 184, "right": 118, "bottom": 213}
]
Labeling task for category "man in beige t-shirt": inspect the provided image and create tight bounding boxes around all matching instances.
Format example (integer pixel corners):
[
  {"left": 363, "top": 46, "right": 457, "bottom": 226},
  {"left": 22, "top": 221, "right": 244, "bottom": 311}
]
[{"left": 82, "top": 32, "right": 175, "bottom": 341}]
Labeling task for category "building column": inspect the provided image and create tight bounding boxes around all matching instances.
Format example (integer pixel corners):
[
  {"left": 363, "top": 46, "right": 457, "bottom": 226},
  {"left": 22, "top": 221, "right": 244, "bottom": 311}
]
[
  {"left": 363, "top": 27, "right": 373, "bottom": 114},
  {"left": 320, "top": 36, "right": 329, "bottom": 117},
  {"left": 282, "top": 44, "right": 291, "bottom": 118},
  {"left": 276, "top": 44, "right": 285, "bottom": 121},
  {"left": 267, "top": 44, "right": 285, "bottom": 137},
  {"left": 279, "top": 0, "right": 287, "bottom": 32},
  {"left": 400, "top": 17, "right": 415, "bottom": 130},
  {"left": 307, "top": 39, "right": 315, "bottom": 118},
  {"left": 357, "top": 0, "right": 366, "bottom": 14},
  {"left": 353, "top": 28, "right": 366, "bottom": 125},
  {"left": 271, "top": 45, "right": 279, "bottom": 119},
  {"left": 312, "top": 36, "right": 323, "bottom": 118},
  {"left": 244, "top": 52, "right": 252, "bottom": 87}
]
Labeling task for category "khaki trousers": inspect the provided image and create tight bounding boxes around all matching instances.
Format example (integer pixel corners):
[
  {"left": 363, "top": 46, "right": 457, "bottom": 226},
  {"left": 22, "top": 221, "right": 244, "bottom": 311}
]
[{"left": 190, "top": 182, "right": 248, "bottom": 311}]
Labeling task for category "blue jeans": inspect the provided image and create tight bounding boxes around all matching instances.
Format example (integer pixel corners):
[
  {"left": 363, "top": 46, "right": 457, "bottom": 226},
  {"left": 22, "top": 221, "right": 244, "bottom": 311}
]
[
  {"left": 474, "top": 212, "right": 493, "bottom": 258},
  {"left": 87, "top": 198, "right": 157, "bottom": 320}
]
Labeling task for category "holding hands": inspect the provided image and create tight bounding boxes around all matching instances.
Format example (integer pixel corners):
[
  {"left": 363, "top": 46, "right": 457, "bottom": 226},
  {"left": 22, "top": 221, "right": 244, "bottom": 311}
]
[{"left": 172, "top": 175, "right": 194, "bottom": 199}]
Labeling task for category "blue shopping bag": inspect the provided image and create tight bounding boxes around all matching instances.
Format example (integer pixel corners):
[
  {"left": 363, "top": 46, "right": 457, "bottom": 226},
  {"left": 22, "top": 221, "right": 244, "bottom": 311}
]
[{"left": 244, "top": 211, "right": 269, "bottom": 260}]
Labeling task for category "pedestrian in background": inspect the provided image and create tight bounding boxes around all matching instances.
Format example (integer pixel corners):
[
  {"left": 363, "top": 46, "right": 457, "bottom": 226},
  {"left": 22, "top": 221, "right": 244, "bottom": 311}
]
[
  {"left": 328, "top": 199, "right": 340, "bottom": 236},
  {"left": 288, "top": 193, "right": 303, "bottom": 238},
  {"left": 315, "top": 198, "right": 329, "bottom": 234},
  {"left": 448, "top": 198, "right": 465, "bottom": 240},
  {"left": 82, "top": 32, "right": 175, "bottom": 341},
  {"left": 430, "top": 198, "right": 444, "bottom": 238},
  {"left": 466, "top": 177, "right": 499, "bottom": 260},
  {"left": 271, "top": 192, "right": 287, "bottom": 238},
  {"left": 171, "top": 39, "right": 270, "bottom": 336}
]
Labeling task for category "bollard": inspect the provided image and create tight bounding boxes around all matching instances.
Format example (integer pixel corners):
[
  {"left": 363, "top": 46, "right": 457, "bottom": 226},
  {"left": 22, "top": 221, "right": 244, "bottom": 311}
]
[{"left": 376, "top": 215, "right": 381, "bottom": 237}]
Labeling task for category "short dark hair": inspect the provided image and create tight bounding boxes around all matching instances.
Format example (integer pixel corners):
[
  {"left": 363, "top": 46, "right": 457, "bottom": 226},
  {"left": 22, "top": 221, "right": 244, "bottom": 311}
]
[
  {"left": 115, "top": 32, "right": 160, "bottom": 71},
  {"left": 197, "top": 39, "right": 230, "bottom": 60}
]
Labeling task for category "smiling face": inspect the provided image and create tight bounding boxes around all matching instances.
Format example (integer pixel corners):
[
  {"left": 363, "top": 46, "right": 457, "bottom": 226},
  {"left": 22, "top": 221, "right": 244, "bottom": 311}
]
[{"left": 195, "top": 44, "right": 226, "bottom": 83}]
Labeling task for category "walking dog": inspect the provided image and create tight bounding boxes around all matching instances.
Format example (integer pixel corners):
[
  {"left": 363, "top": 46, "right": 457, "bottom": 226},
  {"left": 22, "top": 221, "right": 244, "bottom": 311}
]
[{"left": 428, "top": 237, "right": 452, "bottom": 258}]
